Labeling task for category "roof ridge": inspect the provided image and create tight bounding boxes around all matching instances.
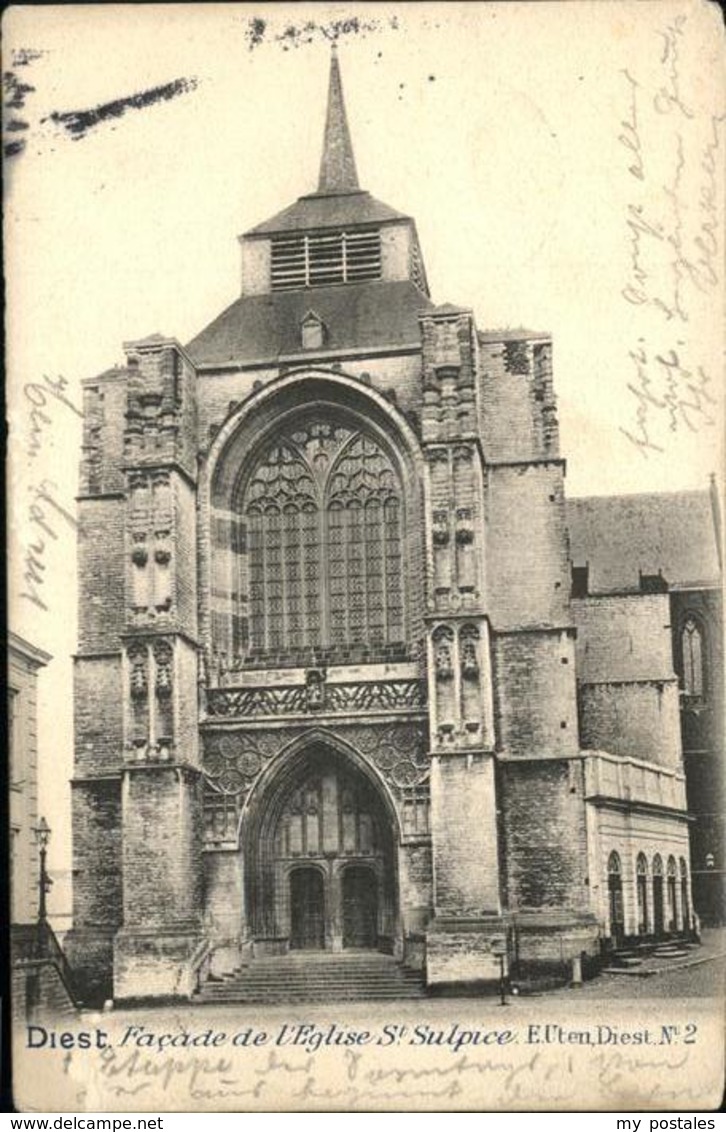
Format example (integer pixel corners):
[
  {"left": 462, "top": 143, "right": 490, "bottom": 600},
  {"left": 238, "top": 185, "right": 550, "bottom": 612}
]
[{"left": 567, "top": 488, "right": 710, "bottom": 503}]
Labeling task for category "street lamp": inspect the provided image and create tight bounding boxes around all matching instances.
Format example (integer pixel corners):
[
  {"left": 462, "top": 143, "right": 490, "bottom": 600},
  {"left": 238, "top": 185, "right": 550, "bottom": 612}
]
[
  {"left": 491, "top": 936, "right": 508, "bottom": 1007},
  {"left": 33, "top": 817, "right": 52, "bottom": 954}
]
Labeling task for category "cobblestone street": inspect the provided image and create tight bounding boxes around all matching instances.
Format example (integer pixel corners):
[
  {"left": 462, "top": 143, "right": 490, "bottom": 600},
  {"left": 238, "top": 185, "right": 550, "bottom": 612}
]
[{"left": 549, "top": 955, "right": 726, "bottom": 1001}]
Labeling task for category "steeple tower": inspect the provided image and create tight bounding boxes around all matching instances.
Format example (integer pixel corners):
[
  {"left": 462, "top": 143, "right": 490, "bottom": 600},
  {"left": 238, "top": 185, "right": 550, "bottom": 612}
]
[
  {"left": 231, "top": 47, "right": 431, "bottom": 301},
  {"left": 317, "top": 44, "right": 359, "bottom": 194}
]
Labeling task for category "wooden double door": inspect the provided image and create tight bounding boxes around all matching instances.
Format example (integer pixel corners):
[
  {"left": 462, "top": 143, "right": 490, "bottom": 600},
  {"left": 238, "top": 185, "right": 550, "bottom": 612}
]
[{"left": 289, "top": 864, "right": 379, "bottom": 951}]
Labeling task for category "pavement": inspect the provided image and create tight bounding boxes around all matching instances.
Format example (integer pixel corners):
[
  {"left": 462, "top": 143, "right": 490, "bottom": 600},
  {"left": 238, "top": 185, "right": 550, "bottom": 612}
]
[
  {"left": 600, "top": 928, "right": 726, "bottom": 978},
  {"left": 545, "top": 927, "right": 726, "bottom": 1000}
]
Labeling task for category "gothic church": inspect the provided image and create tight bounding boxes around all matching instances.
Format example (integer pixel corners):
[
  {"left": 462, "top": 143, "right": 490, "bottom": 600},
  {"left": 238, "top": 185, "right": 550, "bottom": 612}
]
[{"left": 68, "top": 50, "right": 721, "bottom": 1002}]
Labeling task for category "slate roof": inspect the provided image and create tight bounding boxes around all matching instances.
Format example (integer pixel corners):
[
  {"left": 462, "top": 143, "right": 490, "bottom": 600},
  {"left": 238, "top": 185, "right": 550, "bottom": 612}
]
[
  {"left": 244, "top": 190, "right": 409, "bottom": 237},
  {"left": 566, "top": 490, "right": 721, "bottom": 593},
  {"left": 186, "top": 279, "right": 435, "bottom": 367},
  {"left": 317, "top": 45, "right": 360, "bottom": 194}
]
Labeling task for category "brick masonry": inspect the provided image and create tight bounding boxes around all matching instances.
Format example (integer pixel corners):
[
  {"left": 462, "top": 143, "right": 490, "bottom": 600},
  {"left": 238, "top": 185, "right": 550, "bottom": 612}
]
[
  {"left": 498, "top": 759, "right": 590, "bottom": 914},
  {"left": 493, "top": 630, "right": 579, "bottom": 757},
  {"left": 121, "top": 767, "right": 203, "bottom": 928},
  {"left": 430, "top": 754, "right": 499, "bottom": 915},
  {"left": 573, "top": 593, "right": 681, "bottom": 768},
  {"left": 64, "top": 779, "right": 122, "bottom": 1001},
  {"left": 73, "top": 657, "right": 123, "bottom": 776},
  {"left": 77, "top": 499, "right": 125, "bottom": 653}
]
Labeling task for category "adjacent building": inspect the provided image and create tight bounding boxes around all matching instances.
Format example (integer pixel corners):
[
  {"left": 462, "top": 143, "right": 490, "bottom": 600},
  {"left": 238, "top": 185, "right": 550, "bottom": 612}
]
[
  {"left": 568, "top": 487, "right": 724, "bottom": 931},
  {"left": 8, "top": 632, "right": 51, "bottom": 925}
]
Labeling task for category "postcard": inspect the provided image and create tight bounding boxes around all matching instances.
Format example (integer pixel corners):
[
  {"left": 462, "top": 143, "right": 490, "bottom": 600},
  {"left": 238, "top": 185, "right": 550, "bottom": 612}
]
[{"left": 5, "top": 0, "right": 725, "bottom": 1112}]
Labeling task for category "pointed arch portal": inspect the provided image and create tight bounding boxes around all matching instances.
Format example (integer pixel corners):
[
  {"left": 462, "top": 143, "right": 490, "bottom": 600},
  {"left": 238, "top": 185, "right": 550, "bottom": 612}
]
[{"left": 241, "top": 737, "right": 399, "bottom": 954}]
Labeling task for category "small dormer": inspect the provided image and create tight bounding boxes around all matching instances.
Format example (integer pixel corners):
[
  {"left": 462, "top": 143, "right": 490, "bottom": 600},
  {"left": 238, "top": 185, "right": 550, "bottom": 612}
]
[{"left": 301, "top": 310, "right": 326, "bottom": 350}]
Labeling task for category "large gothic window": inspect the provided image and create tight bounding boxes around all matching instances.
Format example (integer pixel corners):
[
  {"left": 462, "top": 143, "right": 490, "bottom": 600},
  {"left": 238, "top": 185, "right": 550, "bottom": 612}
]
[{"left": 239, "top": 419, "right": 405, "bottom": 662}]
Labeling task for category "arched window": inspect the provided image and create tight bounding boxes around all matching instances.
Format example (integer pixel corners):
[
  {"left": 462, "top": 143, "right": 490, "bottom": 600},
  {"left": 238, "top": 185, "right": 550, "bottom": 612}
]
[
  {"left": 636, "top": 852, "right": 649, "bottom": 935},
  {"left": 652, "top": 853, "right": 665, "bottom": 936},
  {"left": 681, "top": 616, "right": 705, "bottom": 697},
  {"left": 667, "top": 855, "right": 677, "bottom": 930},
  {"left": 679, "top": 858, "right": 690, "bottom": 932},
  {"left": 607, "top": 851, "right": 624, "bottom": 942},
  {"left": 239, "top": 419, "right": 406, "bottom": 662}
]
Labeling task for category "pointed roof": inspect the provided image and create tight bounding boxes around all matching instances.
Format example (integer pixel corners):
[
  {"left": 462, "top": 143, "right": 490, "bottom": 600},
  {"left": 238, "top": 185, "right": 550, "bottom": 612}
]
[
  {"left": 318, "top": 44, "right": 359, "bottom": 194},
  {"left": 244, "top": 48, "right": 411, "bottom": 238},
  {"left": 245, "top": 190, "right": 408, "bottom": 237}
]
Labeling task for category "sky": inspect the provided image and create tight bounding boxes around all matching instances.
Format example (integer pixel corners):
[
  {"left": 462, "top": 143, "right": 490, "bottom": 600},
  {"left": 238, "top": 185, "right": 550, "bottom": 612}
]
[{"left": 4, "top": 2, "right": 724, "bottom": 889}]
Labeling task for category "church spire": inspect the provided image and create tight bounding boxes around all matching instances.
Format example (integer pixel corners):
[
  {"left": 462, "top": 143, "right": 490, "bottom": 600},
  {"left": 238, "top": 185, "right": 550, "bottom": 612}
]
[{"left": 317, "top": 44, "right": 359, "bottom": 194}]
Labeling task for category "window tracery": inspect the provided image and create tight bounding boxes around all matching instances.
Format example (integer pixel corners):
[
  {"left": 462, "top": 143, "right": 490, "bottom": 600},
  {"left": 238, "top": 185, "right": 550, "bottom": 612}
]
[
  {"left": 239, "top": 420, "right": 406, "bottom": 661},
  {"left": 274, "top": 768, "right": 380, "bottom": 858}
]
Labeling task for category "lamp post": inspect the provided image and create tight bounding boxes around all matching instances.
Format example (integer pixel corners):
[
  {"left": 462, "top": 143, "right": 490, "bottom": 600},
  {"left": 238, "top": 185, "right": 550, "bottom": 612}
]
[
  {"left": 491, "top": 936, "right": 508, "bottom": 1007},
  {"left": 33, "top": 816, "right": 52, "bottom": 956}
]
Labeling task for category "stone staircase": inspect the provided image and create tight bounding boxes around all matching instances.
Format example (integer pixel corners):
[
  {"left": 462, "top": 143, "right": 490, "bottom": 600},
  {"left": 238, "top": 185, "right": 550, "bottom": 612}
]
[
  {"left": 651, "top": 941, "right": 692, "bottom": 960},
  {"left": 602, "top": 937, "right": 698, "bottom": 975},
  {"left": 196, "top": 951, "right": 427, "bottom": 1004}
]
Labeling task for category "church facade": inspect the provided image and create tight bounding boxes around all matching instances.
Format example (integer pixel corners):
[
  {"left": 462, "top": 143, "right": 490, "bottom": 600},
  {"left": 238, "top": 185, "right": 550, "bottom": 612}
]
[{"left": 67, "top": 52, "right": 719, "bottom": 1003}]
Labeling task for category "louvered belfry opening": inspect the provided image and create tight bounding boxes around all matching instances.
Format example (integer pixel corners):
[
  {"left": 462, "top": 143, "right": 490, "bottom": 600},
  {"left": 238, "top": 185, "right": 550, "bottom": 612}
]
[{"left": 271, "top": 228, "right": 382, "bottom": 291}]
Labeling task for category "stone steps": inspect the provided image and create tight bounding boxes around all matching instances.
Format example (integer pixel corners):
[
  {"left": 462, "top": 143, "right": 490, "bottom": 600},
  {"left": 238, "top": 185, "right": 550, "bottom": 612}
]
[
  {"left": 604, "top": 937, "right": 702, "bottom": 977},
  {"left": 196, "top": 953, "right": 427, "bottom": 1003}
]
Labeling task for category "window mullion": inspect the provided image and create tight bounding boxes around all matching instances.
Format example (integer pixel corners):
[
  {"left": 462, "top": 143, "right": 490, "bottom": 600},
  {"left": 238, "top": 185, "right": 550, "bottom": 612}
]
[
  {"left": 380, "top": 499, "right": 388, "bottom": 639},
  {"left": 320, "top": 499, "right": 329, "bottom": 648},
  {"left": 260, "top": 510, "right": 269, "bottom": 653},
  {"left": 297, "top": 506, "right": 304, "bottom": 650}
]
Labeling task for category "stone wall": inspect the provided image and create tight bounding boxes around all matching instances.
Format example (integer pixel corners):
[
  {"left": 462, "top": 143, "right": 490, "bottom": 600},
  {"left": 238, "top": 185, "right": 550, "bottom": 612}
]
[
  {"left": 73, "top": 656, "right": 123, "bottom": 776},
  {"left": 493, "top": 630, "right": 578, "bottom": 757},
  {"left": 430, "top": 753, "right": 499, "bottom": 915},
  {"left": 76, "top": 499, "right": 125, "bottom": 653},
  {"left": 498, "top": 758, "right": 590, "bottom": 914},
  {"left": 69, "top": 779, "right": 122, "bottom": 929},
  {"left": 671, "top": 588, "right": 725, "bottom": 923},
  {"left": 65, "top": 778, "right": 122, "bottom": 1003},
  {"left": 478, "top": 336, "right": 559, "bottom": 464},
  {"left": 586, "top": 800, "right": 692, "bottom": 936},
  {"left": 196, "top": 353, "right": 424, "bottom": 450},
  {"left": 485, "top": 463, "right": 571, "bottom": 629},
  {"left": 121, "top": 767, "right": 203, "bottom": 928},
  {"left": 573, "top": 593, "right": 682, "bottom": 769}
]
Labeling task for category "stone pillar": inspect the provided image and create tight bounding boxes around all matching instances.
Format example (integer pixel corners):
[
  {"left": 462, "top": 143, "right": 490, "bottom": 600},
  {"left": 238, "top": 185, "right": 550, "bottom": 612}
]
[
  {"left": 430, "top": 753, "right": 500, "bottom": 913},
  {"left": 113, "top": 337, "right": 208, "bottom": 1002},
  {"left": 425, "top": 749, "right": 506, "bottom": 986},
  {"left": 114, "top": 765, "right": 205, "bottom": 1000}
]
